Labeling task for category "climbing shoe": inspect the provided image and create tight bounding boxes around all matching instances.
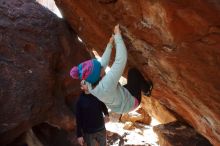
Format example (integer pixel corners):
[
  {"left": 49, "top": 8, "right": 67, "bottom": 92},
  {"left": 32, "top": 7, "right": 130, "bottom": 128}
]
[{"left": 143, "top": 80, "right": 153, "bottom": 96}]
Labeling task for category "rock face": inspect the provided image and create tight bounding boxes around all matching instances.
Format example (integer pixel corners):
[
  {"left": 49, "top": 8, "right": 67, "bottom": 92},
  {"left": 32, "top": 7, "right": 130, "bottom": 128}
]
[
  {"left": 33, "top": 123, "right": 77, "bottom": 146},
  {"left": 121, "top": 107, "right": 152, "bottom": 125},
  {"left": 54, "top": 0, "right": 220, "bottom": 145},
  {"left": 141, "top": 96, "right": 176, "bottom": 124},
  {"left": 153, "top": 121, "right": 212, "bottom": 146},
  {"left": 0, "top": 0, "right": 89, "bottom": 145}
]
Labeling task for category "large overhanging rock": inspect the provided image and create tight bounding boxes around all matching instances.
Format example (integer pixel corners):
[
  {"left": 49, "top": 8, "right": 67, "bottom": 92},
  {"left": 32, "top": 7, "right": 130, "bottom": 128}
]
[
  {"left": 0, "top": 0, "right": 90, "bottom": 145},
  {"left": 54, "top": 0, "right": 220, "bottom": 145}
]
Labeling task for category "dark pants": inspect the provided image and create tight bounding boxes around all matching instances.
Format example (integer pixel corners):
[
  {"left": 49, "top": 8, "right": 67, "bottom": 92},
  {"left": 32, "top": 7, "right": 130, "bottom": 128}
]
[
  {"left": 124, "top": 68, "right": 152, "bottom": 103},
  {"left": 84, "top": 129, "right": 106, "bottom": 146}
]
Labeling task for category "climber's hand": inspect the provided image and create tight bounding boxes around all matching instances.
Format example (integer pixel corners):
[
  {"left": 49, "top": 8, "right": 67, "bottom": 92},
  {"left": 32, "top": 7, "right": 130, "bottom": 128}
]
[
  {"left": 77, "top": 137, "right": 84, "bottom": 146},
  {"left": 114, "top": 24, "right": 121, "bottom": 35}
]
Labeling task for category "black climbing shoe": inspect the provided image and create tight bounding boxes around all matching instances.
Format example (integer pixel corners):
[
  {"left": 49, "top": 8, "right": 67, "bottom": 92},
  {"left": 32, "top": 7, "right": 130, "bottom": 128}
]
[{"left": 143, "top": 80, "right": 153, "bottom": 96}]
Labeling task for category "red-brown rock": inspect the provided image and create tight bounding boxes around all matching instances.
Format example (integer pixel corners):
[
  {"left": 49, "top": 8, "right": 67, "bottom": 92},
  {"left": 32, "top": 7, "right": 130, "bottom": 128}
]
[
  {"left": 54, "top": 0, "right": 220, "bottom": 145},
  {"left": 120, "top": 107, "right": 152, "bottom": 125},
  {"left": 153, "top": 121, "right": 212, "bottom": 146},
  {"left": 0, "top": 0, "right": 89, "bottom": 145},
  {"left": 141, "top": 96, "right": 176, "bottom": 124}
]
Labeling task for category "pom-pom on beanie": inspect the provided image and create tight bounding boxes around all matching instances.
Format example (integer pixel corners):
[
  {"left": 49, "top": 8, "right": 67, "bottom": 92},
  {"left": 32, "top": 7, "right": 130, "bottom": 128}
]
[{"left": 70, "top": 59, "right": 101, "bottom": 84}]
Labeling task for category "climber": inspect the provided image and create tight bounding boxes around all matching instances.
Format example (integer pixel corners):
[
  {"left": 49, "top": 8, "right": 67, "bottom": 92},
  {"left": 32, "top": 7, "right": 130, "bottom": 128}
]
[{"left": 70, "top": 24, "right": 153, "bottom": 114}]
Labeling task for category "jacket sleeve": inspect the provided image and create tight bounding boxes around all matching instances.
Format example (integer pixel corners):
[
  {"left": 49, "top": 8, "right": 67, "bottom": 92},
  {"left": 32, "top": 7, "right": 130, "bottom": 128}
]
[
  {"left": 76, "top": 99, "right": 83, "bottom": 137},
  {"left": 100, "top": 43, "right": 113, "bottom": 70},
  {"left": 86, "top": 34, "right": 127, "bottom": 105},
  {"left": 100, "top": 101, "right": 109, "bottom": 116},
  {"left": 91, "top": 34, "right": 127, "bottom": 91}
]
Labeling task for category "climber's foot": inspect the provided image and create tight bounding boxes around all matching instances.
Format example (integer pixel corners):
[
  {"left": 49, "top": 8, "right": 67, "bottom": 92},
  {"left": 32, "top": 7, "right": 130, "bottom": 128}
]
[{"left": 143, "top": 80, "right": 153, "bottom": 96}]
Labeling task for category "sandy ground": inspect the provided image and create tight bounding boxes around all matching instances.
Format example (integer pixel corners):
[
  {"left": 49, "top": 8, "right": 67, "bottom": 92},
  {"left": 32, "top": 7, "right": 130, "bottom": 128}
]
[{"left": 106, "top": 114, "right": 160, "bottom": 146}]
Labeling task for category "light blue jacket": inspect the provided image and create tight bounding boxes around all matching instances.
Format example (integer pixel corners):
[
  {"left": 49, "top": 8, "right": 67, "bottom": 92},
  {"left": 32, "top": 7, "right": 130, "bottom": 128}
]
[{"left": 86, "top": 34, "right": 136, "bottom": 114}]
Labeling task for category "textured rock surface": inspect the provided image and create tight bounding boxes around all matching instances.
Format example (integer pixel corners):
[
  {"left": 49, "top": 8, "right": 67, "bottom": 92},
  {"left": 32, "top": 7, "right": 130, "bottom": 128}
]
[
  {"left": 121, "top": 107, "right": 152, "bottom": 125},
  {"left": 33, "top": 123, "right": 77, "bottom": 146},
  {"left": 0, "top": 0, "right": 89, "bottom": 145},
  {"left": 141, "top": 96, "right": 176, "bottom": 124},
  {"left": 55, "top": 0, "right": 220, "bottom": 145},
  {"left": 153, "top": 121, "right": 212, "bottom": 146}
]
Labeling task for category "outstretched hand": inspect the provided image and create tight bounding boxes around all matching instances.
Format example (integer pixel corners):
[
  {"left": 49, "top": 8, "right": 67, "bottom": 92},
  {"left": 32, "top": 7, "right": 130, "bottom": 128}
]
[
  {"left": 108, "top": 24, "right": 121, "bottom": 44},
  {"left": 114, "top": 24, "right": 121, "bottom": 35}
]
